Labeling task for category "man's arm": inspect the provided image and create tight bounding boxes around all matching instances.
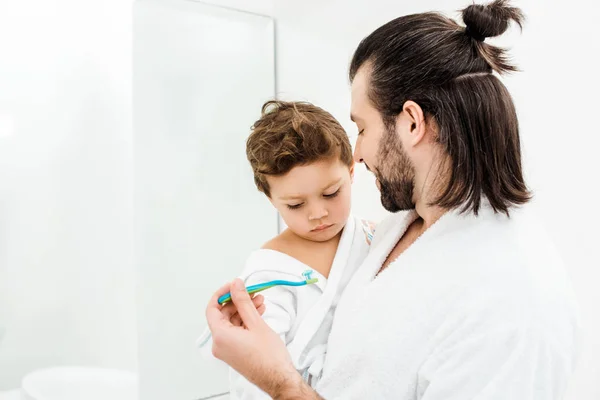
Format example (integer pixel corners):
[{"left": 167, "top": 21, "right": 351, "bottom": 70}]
[
  {"left": 258, "top": 367, "right": 324, "bottom": 400},
  {"left": 206, "top": 279, "right": 325, "bottom": 400}
]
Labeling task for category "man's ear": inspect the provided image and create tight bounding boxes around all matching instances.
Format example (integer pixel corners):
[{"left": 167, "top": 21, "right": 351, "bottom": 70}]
[{"left": 402, "top": 100, "right": 427, "bottom": 146}]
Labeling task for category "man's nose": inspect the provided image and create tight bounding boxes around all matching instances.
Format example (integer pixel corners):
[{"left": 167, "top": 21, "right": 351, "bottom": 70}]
[{"left": 353, "top": 140, "right": 364, "bottom": 163}]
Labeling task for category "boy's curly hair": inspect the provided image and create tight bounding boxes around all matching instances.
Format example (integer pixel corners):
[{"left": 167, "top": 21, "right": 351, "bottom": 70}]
[{"left": 246, "top": 100, "right": 353, "bottom": 197}]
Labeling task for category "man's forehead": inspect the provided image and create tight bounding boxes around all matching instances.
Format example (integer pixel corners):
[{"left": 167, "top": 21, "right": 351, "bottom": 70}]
[
  {"left": 350, "top": 89, "right": 367, "bottom": 122},
  {"left": 351, "top": 74, "right": 366, "bottom": 96},
  {"left": 353, "top": 63, "right": 371, "bottom": 88},
  {"left": 351, "top": 69, "right": 370, "bottom": 100}
]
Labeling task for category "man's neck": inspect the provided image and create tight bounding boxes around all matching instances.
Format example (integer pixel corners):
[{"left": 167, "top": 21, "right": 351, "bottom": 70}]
[
  {"left": 414, "top": 200, "right": 447, "bottom": 230},
  {"left": 413, "top": 155, "right": 450, "bottom": 228}
]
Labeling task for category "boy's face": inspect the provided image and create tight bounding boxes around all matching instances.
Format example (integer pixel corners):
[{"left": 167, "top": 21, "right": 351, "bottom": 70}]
[{"left": 267, "top": 158, "right": 353, "bottom": 242}]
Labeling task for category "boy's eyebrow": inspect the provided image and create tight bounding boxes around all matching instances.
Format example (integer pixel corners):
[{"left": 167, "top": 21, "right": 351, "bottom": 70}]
[
  {"left": 279, "top": 178, "right": 343, "bottom": 201},
  {"left": 279, "top": 194, "right": 303, "bottom": 201}
]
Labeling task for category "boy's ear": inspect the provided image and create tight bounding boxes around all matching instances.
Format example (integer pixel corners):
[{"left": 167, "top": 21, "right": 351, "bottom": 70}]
[{"left": 350, "top": 162, "right": 355, "bottom": 183}]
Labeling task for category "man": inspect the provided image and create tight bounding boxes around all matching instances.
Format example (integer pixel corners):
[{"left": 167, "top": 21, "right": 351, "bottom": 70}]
[{"left": 206, "top": 1, "right": 579, "bottom": 398}]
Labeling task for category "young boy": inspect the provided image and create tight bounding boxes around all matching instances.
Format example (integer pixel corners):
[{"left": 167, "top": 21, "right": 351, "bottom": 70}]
[{"left": 199, "top": 101, "right": 374, "bottom": 399}]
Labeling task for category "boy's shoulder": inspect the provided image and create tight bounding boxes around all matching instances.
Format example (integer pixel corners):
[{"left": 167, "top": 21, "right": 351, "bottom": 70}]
[
  {"left": 259, "top": 229, "right": 338, "bottom": 279},
  {"left": 261, "top": 229, "right": 298, "bottom": 254},
  {"left": 241, "top": 232, "right": 317, "bottom": 284},
  {"left": 258, "top": 230, "right": 311, "bottom": 271}
]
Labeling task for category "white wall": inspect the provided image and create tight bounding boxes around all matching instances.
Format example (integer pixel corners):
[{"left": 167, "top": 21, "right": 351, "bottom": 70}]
[
  {"left": 199, "top": 0, "right": 274, "bottom": 17},
  {"left": 513, "top": 3, "right": 600, "bottom": 398},
  {"left": 0, "top": 0, "right": 136, "bottom": 389},
  {"left": 273, "top": 0, "right": 600, "bottom": 398}
]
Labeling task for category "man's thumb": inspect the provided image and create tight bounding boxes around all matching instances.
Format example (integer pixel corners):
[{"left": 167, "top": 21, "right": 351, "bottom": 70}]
[{"left": 230, "top": 278, "right": 261, "bottom": 330}]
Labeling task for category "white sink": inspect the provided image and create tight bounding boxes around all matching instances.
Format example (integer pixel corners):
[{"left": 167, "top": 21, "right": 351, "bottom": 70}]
[
  {"left": 20, "top": 367, "right": 137, "bottom": 400},
  {"left": 0, "top": 390, "right": 20, "bottom": 400}
]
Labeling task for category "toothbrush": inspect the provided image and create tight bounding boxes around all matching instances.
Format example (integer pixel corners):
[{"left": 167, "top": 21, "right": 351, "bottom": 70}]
[
  {"left": 217, "top": 270, "right": 318, "bottom": 305},
  {"left": 196, "top": 270, "right": 318, "bottom": 349}
]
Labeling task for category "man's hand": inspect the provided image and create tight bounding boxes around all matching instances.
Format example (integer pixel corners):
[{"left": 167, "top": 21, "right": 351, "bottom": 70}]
[{"left": 206, "top": 279, "right": 323, "bottom": 399}]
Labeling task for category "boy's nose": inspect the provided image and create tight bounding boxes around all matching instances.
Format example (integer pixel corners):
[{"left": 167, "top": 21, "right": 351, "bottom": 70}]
[{"left": 309, "top": 206, "right": 328, "bottom": 221}]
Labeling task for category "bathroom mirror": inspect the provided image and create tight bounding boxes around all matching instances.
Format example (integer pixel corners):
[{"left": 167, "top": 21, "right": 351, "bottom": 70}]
[{"left": 133, "top": 0, "right": 277, "bottom": 399}]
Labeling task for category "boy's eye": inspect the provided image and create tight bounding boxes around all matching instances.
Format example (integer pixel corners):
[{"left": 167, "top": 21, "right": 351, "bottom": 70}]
[
  {"left": 357, "top": 129, "right": 365, "bottom": 136},
  {"left": 324, "top": 189, "right": 340, "bottom": 199},
  {"left": 287, "top": 203, "right": 303, "bottom": 210}
]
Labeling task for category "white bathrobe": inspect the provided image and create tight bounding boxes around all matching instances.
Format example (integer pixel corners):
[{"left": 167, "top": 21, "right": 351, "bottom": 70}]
[
  {"left": 199, "top": 216, "right": 373, "bottom": 399},
  {"left": 316, "top": 203, "right": 580, "bottom": 400}
]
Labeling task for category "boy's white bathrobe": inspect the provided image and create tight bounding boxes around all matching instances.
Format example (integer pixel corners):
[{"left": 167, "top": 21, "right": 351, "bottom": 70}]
[
  {"left": 199, "top": 216, "right": 373, "bottom": 399},
  {"left": 316, "top": 203, "right": 580, "bottom": 400}
]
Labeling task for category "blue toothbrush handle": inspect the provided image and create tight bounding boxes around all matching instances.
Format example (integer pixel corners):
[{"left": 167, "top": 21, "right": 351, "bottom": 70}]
[{"left": 217, "top": 278, "right": 317, "bottom": 305}]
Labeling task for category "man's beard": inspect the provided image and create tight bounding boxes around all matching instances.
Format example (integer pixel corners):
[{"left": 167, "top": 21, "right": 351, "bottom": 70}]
[{"left": 374, "top": 125, "right": 416, "bottom": 213}]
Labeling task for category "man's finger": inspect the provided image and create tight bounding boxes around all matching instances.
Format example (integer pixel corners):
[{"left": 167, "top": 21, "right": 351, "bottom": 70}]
[
  {"left": 257, "top": 304, "right": 266, "bottom": 316},
  {"left": 233, "top": 295, "right": 265, "bottom": 326},
  {"left": 252, "top": 294, "right": 265, "bottom": 309},
  {"left": 220, "top": 302, "right": 238, "bottom": 320},
  {"left": 230, "top": 278, "right": 263, "bottom": 330},
  {"left": 221, "top": 291, "right": 264, "bottom": 320},
  {"left": 208, "top": 282, "right": 232, "bottom": 307},
  {"left": 231, "top": 312, "right": 242, "bottom": 327},
  {"left": 205, "top": 282, "right": 233, "bottom": 331},
  {"left": 239, "top": 294, "right": 268, "bottom": 325}
]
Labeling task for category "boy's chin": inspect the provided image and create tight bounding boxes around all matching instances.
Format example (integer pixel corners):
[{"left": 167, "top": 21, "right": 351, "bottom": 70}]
[{"left": 306, "top": 223, "right": 343, "bottom": 242}]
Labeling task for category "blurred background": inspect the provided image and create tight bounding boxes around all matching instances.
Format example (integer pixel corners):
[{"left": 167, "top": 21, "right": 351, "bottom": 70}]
[{"left": 0, "top": 0, "right": 598, "bottom": 399}]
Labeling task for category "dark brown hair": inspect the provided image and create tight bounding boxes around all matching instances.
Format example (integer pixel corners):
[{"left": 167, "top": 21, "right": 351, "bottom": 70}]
[
  {"left": 349, "top": 0, "right": 531, "bottom": 215},
  {"left": 246, "top": 100, "right": 353, "bottom": 197}
]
